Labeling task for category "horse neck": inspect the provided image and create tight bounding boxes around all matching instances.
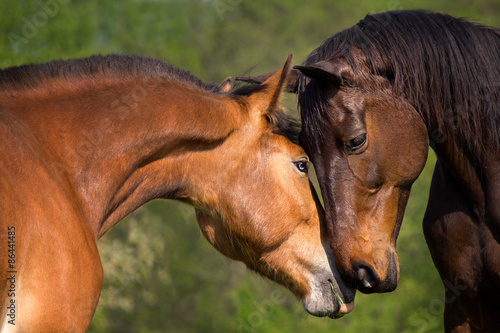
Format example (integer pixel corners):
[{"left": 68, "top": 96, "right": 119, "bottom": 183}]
[
  {"left": 429, "top": 121, "right": 486, "bottom": 209},
  {"left": 12, "top": 76, "right": 243, "bottom": 238}
]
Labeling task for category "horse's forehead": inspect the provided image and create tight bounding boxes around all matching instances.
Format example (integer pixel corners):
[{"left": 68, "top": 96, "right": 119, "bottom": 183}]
[
  {"left": 338, "top": 90, "right": 366, "bottom": 113},
  {"left": 260, "top": 132, "right": 303, "bottom": 156},
  {"left": 318, "top": 89, "right": 367, "bottom": 131}
]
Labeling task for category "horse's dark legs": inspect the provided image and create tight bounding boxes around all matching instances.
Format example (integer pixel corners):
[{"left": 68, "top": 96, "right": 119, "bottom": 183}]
[{"left": 423, "top": 161, "right": 492, "bottom": 332}]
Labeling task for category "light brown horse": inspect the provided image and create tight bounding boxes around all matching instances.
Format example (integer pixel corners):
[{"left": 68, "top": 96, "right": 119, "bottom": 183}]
[{"left": 0, "top": 54, "right": 354, "bottom": 332}]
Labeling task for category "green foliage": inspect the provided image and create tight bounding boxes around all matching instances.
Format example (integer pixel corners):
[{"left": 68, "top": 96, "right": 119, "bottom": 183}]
[{"left": 1, "top": 1, "right": 498, "bottom": 332}]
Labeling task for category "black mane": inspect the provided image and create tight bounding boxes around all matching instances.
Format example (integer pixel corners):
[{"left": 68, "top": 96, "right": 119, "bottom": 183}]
[
  {"left": 299, "top": 10, "right": 500, "bottom": 162},
  {"left": 0, "top": 54, "right": 220, "bottom": 92}
]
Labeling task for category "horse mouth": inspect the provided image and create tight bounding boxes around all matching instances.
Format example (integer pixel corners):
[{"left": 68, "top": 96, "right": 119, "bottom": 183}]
[
  {"left": 328, "top": 280, "right": 355, "bottom": 318},
  {"left": 332, "top": 301, "right": 356, "bottom": 318},
  {"left": 302, "top": 278, "right": 356, "bottom": 319}
]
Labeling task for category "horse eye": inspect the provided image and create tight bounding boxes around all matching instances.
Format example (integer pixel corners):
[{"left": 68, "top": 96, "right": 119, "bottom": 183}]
[
  {"left": 294, "top": 160, "right": 309, "bottom": 174},
  {"left": 347, "top": 133, "right": 367, "bottom": 152}
]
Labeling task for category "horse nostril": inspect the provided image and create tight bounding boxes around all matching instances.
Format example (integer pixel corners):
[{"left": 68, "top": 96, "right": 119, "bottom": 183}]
[
  {"left": 353, "top": 261, "right": 380, "bottom": 292},
  {"left": 357, "top": 267, "right": 374, "bottom": 288}
]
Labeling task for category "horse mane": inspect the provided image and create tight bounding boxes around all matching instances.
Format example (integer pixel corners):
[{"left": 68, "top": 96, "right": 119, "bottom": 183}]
[
  {"left": 299, "top": 10, "right": 500, "bottom": 162},
  {"left": 0, "top": 54, "right": 300, "bottom": 143},
  {"left": 268, "top": 109, "right": 301, "bottom": 144},
  {"left": 0, "top": 54, "right": 221, "bottom": 93}
]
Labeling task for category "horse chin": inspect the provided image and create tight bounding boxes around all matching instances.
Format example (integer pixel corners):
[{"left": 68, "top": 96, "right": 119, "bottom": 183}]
[
  {"left": 299, "top": 228, "right": 357, "bottom": 318},
  {"left": 302, "top": 275, "right": 356, "bottom": 319}
]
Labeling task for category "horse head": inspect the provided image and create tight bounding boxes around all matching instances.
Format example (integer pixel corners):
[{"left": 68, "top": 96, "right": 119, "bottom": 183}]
[{"left": 194, "top": 55, "right": 355, "bottom": 316}]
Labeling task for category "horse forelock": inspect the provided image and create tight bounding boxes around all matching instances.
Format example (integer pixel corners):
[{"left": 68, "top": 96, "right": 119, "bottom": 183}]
[
  {"left": 299, "top": 10, "right": 500, "bottom": 163},
  {"left": 267, "top": 109, "right": 301, "bottom": 145}
]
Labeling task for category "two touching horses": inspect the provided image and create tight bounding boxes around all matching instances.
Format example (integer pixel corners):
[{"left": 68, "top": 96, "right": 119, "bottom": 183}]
[
  {"left": 2, "top": 9, "right": 498, "bottom": 333},
  {"left": 0, "top": 54, "right": 354, "bottom": 332}
]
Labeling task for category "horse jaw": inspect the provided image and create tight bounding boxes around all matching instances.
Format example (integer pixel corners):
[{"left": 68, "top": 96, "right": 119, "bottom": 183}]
[{"left": 302, "top": 238, "right": 356, "bottom": 318}]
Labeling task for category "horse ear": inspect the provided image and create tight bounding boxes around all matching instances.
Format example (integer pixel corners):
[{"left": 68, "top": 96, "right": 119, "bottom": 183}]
[
  {"left": 236, "top": 66, "right": 299, "bottom": 93},
  {"left": 245, "top": 54, "right": 293, "bottom": 117},
  {"left": 218, "top": 77, "right": 233, "bottom": 93},
  {"left": 294, "top": 59, "right": 354, "bottom": 86}
]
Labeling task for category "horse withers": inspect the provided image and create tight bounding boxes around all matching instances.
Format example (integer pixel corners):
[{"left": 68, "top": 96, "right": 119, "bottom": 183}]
[{"left": 0, "top": 54, "right": 354, "bottom": 332}]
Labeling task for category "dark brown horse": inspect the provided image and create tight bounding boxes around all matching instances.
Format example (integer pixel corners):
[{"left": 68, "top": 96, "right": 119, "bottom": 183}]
[
  {"left": 295, "top": 11, "right": 500, "bottom": 333},
  {"left": 0, "top": 54, "right": 354, "bottom": 332},
  {"left": 238, "top": 10, "right": 500, "bottom": 332}
]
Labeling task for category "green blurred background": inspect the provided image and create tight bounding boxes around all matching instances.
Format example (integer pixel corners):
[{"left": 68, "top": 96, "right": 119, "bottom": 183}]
[{"left": 2, "top": 1, "right": 498, "bottom": 332}]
